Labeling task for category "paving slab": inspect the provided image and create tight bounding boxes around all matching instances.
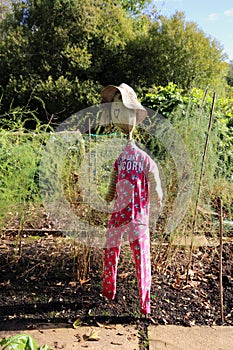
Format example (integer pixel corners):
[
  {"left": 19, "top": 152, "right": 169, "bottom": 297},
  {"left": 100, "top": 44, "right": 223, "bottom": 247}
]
[
  {"left": 149, "top": 325, "right": 233, "bottom": 350},
  {"left": 0, "top": 324, "right": 139, "bottom": 350},
  {"left": 1, "top": 324, "right": 233, "bottom": 349}
]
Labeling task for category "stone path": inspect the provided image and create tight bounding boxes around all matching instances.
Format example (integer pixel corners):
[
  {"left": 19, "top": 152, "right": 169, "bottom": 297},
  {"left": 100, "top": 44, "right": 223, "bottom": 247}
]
[{"left": 0, "top": 324, "right": 233, "bottom": 349}]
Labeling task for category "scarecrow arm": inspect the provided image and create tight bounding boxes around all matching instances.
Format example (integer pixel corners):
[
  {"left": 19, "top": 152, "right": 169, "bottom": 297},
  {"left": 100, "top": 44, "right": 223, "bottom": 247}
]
[
  {"left": 148, "top": 171, "right": 163, "bottom": 208},
  {"left": 105, "top": 169, "right": 117, "bottom": 202}
]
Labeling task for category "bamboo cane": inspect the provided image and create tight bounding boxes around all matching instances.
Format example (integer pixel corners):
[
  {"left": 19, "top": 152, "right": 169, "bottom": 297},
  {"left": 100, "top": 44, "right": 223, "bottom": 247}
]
[
  {"left": 218, "top": 198, "right": 224, "bottom": 323},
  {"left": 186, "top": 91, "right": 216, "bottom": 283}
]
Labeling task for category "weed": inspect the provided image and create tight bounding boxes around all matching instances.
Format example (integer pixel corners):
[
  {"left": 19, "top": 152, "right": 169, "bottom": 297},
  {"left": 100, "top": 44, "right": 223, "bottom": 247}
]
[
  {"left": 151, "top": 294, "right": 156, "bottom": 301},
  {"left": 101, "top": 310, "right": 111, "bottom": 316}
]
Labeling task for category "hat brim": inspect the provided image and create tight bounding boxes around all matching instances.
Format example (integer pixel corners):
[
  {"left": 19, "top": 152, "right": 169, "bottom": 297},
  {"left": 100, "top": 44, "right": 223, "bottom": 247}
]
[
  {"left": 100, "top": 84, "right": 147, "bottom": 124},
  {"left": 101, "top": 85, "right": 119, "bottom": 103}
]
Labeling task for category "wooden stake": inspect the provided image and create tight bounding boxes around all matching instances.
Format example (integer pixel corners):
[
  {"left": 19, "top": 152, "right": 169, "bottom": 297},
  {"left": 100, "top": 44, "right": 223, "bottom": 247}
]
[
  {"left": 200, "top": 87, "right": 209, "bottom": 109},
  {"left": 218, "top": 198, "right": 224, "bottom": 324},
  {"left": 186, "top": 91, "right": 216, "bottom": 284}
]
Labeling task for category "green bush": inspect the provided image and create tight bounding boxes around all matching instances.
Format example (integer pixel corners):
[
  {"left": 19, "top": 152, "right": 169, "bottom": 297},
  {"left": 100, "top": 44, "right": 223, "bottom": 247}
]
[{"left": 142, "top": 83, "right": 233, "bottom": 180}]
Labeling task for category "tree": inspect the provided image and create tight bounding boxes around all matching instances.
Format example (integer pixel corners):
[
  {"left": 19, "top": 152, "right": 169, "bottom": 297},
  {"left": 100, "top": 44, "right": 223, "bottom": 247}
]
[
  {"left": 226, "top": 60, "right": 233, "bottom": 86},
  {"left": 0, "top": 0, "right": 12, "bottom": 22},
  {"left": 0, "top": 4, "right": 229, "bottom": 125},
  {"left": 120, "top": 0, "right": 152, "bottom": 14},
  {"left": 0, "top": 0, "right": 135, "bottom": 123},
  {"left": 123, "top": 12, "right": 228, "bottom": 92}
]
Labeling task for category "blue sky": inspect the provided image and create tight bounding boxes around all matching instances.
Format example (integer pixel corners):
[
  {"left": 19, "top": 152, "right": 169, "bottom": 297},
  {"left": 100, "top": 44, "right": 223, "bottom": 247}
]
[{"left": 153, "top": 0, "right": 233, "bottom": 62}]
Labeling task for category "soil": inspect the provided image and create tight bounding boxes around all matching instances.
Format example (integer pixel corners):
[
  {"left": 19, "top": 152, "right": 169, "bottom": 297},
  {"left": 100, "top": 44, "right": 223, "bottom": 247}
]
[
  {"left": 0, "top": 205, "right": 232, "bottom": 350},
  {"left": 0, "top": 231, "right": 232, "bottom": 331}
]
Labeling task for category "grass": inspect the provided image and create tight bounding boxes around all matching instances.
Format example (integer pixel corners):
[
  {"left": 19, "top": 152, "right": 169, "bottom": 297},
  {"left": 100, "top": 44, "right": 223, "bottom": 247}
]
[{"left": 0, "top": 122, "right": 49, "bottom": 253}]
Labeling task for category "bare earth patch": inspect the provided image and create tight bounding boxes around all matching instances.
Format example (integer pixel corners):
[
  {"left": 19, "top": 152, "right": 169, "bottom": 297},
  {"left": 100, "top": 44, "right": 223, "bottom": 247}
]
[{"left": 0, "top": 230, "right": 232, "bottom": 349}]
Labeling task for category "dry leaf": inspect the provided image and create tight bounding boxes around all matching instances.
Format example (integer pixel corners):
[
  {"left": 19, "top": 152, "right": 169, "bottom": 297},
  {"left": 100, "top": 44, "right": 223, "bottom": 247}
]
[
  {"left": 69, "top": 281, "right": 77, "bottom": 287},
  {"left": 84, "top": 329, "right": 101, "bottom": 341},
  {"left": 104, "top": 325, "right": 116, "bottom": 329},
  {"left": 79, "top": 278, "right": 90, "bottom": 285},
  {"left": 172, "top": 276, "right": 181, "bottom": 290},
  {"left": 73, "top": 318, "right": 82, "bottom": 328},
  {"left": 118, "top": 272, "right": 132, "bottom": 279},
  {"left": 188, "top": 280, "right": 200, "bottom": 288},
  {"left": 181, "top": 284, "right": 191, "bottom": 290}
]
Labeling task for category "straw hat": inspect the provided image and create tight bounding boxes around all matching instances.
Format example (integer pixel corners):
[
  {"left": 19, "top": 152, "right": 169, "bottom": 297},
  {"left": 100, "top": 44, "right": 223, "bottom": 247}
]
[{"left": 100, "top": 83, "right": 147, "bottom": 125}]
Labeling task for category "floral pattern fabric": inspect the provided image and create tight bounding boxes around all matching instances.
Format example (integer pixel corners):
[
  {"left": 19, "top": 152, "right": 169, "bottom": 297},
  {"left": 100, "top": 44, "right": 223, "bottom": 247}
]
[{"left": 103, "top": 141, "right": 159, "bottom": 314}]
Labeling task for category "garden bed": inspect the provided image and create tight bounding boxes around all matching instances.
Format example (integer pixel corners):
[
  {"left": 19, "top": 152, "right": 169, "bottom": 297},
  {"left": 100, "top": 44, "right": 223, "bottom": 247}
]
[{"left": 0, "top": 230, "right": 232, "bottom": 330}]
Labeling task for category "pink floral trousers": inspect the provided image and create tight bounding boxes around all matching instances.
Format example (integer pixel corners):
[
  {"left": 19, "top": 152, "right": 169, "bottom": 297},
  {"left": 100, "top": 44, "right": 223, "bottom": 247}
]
[{"left": 102, "top": 222, "right": 151, "bottom": 314}]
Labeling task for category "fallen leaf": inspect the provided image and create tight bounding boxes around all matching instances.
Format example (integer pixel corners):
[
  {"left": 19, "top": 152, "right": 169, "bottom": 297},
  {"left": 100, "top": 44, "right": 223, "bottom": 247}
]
[
  {"left": 69, "top": 281, "right": 77, "bottom": 287},
  {"left": 79, "top": 278, "right": 90, "bottom": 285},
  {"left": 88, "top": 330, "right": 101, "bottom": 341},
  {"left": 73, "top": 318, "right": 82, "bottom": 328},
  {"left": 172, "top": 276, "right": 181, "bottom": 290},
  {"left": 188, "top": 280, "right": 200, "bottom": 288},
  {"left": 104, "top": 325, "right": 116, "bottom": 329},
  {"left": 84, "top": 329, "right": 101, "bottom": 341},
  {"left": 118, "top": 272, "right": 132, "bottom": 279},
  {"left": 181, "top": 284, "right": 191, "bottom": 290}
]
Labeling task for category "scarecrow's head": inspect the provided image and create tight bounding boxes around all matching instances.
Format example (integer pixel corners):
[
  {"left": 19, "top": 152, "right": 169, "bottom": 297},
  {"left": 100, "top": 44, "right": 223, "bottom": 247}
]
[{"left": 100, "top": 83, "right": 147, "bottom": 137}]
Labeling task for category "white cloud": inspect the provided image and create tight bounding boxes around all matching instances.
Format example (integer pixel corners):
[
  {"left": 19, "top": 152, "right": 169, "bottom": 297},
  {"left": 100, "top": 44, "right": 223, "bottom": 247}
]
[
  {"left": 224, "top": 8, "right": 233, "bottom": 17},
  {"left": 208, "top": 13, "right": 218, "bottom": 21}
]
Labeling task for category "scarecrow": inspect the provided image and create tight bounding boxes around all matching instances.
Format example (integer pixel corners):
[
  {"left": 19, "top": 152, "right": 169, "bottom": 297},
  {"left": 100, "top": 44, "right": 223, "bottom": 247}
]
[{"left": 100, "top": 83, "right": 163, "bottom": 315}]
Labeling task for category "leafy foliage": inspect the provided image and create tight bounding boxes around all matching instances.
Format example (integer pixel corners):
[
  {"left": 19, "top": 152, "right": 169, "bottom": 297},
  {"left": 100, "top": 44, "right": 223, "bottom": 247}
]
[
  {"left": 0, "top": 108, "right": 50, "bottom": 233},
  {"left": 142, "top": 83, "right": 185, "bottom": 118},
  {"left": 141, "top": 83, "right": 233, "bottom": 182},
  {"left": 0, "top": 1, "right": 229, "bottom": 124},
  {"left": 0, "top": 0, "right": 134, "bottom": 122},
  {"left": 120, "top": 0, "right": 152, "bottom": 14},
  {"left": 125, "top": 12, "right": 228, "bottom": 91},
  {"left": 0, "top": 334, "right": 52, "bottom": 350},
  {"left": 226, "top": 60, "right": 233, "bottom": 86}
]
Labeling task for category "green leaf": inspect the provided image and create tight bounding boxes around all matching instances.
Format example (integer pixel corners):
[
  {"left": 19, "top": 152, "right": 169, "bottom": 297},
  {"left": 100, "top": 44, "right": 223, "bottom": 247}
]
[
  {"left": 0, "top": 334, "right": 38, "bottom": 350},
  {"left": 39, "top": 345, "right": 53, "bottom": 350}
]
